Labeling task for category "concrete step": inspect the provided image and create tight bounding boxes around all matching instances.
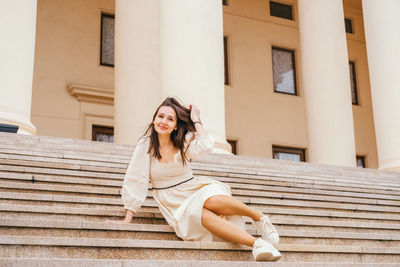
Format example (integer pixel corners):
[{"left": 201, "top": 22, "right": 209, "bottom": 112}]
[
  {"left": 0, "top": 258, "right": 294, "bottom": 267},
  {"left": 194, "top": 165, "right": 400, "bottom": 191},
  {"left": 2, "top": 204, "right": 400, "bottom": 233},
  {"left": 0, "top": 138, "right": 133, "bottom": 157},
  {"left": 1, "top": 259, "right": 399, "bottom": 267},
  {"left": 0, "top": 143, "right": 130, "bottom": 163},
  {"left": 3, "top": 153, "right": 398, "bottom": 202},
  {"left": 3, "top": 189, "right": 400, "bottom": 217},
  {"left": 0, "top": 158, "right": 125, "bottom": 174},
  {"left": 0, "top": 132, "right": 134, "bottom": 155},
  {"left": 0, "top": 164, "right": 124, "bottom": 180},
  {"left": 0, "top": 169, "right": 398, "bottom": 208},
  {"left": 2, "top": 210, "right": 398, "bottom": 236},
  {"left": 219, "top": 176, "right": 400, "bottom": 201},
  {"left": 1, "top": 218, "right": 399, "bottom": 247},
  {"left": 2, "top": 131, "right": 400, "bottom": 185},
  {"left": 2, "top": 133, "right": 400, "bottom": 195},
  {"left": 9, "top": 198, "right": 398, "bottom": 227},
  {"left": 0, "top": 180, "right": 119, "bottom": 196},
  {"left": 0, "top": 132, "right": 395, "bottom": 177},
  {"left": 0, "top": 172, "right": 122, "bottom": 187},
  {"left": 3, "top": 149, "right": 400, "bottom": 190},
  {"left": 3, "top": 194, "right": 400, "bottom": 225},
  {"left": 196, "top": 154, "right": 400, "bottom": 183},
  {"left": 0, "top": 151, "right": 127, "bottom": 168},
  {"left": 2, "top": 175, "right": 400, "bottom": 210},
  {"left": 3, "top": 170, "right": 400, "bottom": 203},
  {"left": 1, "top": 132, "right": 400, "bottom": 263},
  {"left": 194, "top": 169, "right": 400, "bottom": 197},
  {"left": 0, "top": 153, "right": 400, "bottom": 199},
  {"left": 3, "top": 170, "right": 400, "bottom": 207},
  {"left": 202, "top": 153, "right": 400, "bottom": 181},
  {"left": 1, "top": 235, "right": 400, "bottom": 263}
]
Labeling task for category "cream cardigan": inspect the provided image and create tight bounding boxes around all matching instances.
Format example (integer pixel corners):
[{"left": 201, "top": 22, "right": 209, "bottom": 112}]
[{"left": 121, "top": 132, "right": 214, "bottom": 213}]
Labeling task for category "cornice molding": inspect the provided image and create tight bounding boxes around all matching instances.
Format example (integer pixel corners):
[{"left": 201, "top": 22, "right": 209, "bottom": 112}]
[{"left": 67, "top": 84, "right": 114, "bottom": 105}]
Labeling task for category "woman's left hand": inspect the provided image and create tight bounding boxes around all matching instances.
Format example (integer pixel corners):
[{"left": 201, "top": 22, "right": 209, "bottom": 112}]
[{"left": 189, "top": 104, "right": 201, "bottom": 122}]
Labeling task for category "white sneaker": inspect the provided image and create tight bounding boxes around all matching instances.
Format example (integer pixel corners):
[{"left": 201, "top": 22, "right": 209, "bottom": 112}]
[
  {"left": 252, "top": 238, "right": 282, "bottom": 261},
  {"left": 252, "top": 215, "right": 279, "bottom": 245}
]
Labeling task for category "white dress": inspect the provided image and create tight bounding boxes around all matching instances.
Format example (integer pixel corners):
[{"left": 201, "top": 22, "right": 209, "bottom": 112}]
[
  {"left": 121, "top": 133, "right": 246, "bottom": 241},
  {"left": 150, "top": 149, "right": 245, "bottom": 241}
]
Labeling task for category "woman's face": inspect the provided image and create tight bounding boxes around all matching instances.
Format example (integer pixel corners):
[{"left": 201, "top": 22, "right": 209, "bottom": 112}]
[{"left": 153, "top": 106, "right": 178, "bottom": 136}]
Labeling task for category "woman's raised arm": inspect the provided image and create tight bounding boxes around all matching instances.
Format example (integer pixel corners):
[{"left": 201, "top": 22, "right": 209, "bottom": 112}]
[{"left": 190, "top": 104, "right": 207, "bottom": 136}]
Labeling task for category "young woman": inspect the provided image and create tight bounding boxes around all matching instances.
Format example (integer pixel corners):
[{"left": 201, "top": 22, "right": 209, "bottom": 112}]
[{"left": 106, "top": 97, "right": 281, "bottom": 261}]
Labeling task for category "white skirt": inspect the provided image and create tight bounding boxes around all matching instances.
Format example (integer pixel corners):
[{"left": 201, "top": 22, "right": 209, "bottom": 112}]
[{"left": 152, "top": 176, "right": 246, "bottom": 241}]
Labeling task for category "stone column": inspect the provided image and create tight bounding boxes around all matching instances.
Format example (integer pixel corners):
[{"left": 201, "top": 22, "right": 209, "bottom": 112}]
[
  {"left": 114, "top": 0, "right": 161, "bottom": 145},
  {"left": 0, "top": 0, "right": 37, "bottom": 135},
  {"left": 298, "top": 0, "right": 356, "bottom": 166},
  {"left": 362, "top": 0, "right": 400, "bottom": 171},
  {"left": 159, "top": 0, "right": 230, "bottom": 153}
]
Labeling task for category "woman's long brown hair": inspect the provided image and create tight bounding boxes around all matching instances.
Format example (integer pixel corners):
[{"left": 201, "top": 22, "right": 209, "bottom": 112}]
[{"left": 142, "top": 97, "right": 196, "bottom": 165}]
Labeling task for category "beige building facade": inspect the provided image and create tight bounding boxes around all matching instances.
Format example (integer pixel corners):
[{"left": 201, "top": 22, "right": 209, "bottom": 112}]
[{"left": 1, "top": 0, "right": 399, "bottom": 171}]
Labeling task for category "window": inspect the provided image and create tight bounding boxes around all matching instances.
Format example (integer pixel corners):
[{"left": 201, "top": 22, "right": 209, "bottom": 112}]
[
  {"left": 227, "top": 139, "right": 238, "bottom": 155},
  {"left": 224, "top": 36, "right": 230, "bottom": 85},
  {"left": 273, "top": 146, "right": 306, "bottom": 162},
  {"left": 92, "top": 125, "right": 114, "bottom": 143},
  {"left": 345, "top": 18, "right": 353, "bottom": 34},
  {"left": 100, "top": 13, "right": 115, "bottom": 67},
  {"left": 270, "top": 1, "right": 293, "bottom": 20},
  {"left": 349, "top": 61, "right": 359, "bottom": 105},
  {"left": 272, "top": 47, "right": 297, "bottom": 95},
  {"left": 356, "top": 155, "right": 366, "bottom": 168}
]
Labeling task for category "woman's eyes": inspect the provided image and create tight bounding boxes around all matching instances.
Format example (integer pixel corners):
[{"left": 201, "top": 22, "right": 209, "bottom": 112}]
[{"left": 158, "top": 114, "right": 175, "bottom": 121}]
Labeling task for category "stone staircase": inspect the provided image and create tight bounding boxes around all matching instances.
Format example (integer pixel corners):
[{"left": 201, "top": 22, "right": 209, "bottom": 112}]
[{"left": 0, "top": 132, "right": 399, "bottom": 266}]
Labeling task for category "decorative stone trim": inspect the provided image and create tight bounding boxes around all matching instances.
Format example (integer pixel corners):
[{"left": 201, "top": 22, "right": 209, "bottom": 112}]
[
  {"left": 213, "top": 140, "right": 232, "bottom": 154},
  {"left": 67, "top": 84, "right": 114, "bottom": 105},
  {"left": 0, "top": 112, "right": 36, "bottom": 135}
]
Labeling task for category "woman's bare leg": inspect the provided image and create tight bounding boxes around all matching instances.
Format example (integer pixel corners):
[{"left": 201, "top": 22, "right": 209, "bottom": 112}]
[
  {"left": 204, "top": 195, "right": 264, "bottom": 221},
  {"left": 201, "top": 208, "right": 257, "bottom": 247}
]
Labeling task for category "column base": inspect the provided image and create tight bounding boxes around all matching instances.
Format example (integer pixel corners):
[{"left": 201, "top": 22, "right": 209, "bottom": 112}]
[
  {"left": 0, "top": 112, "right": 36, "bottom": 135},
  {"left": 210, "top": 134, "right": 232, "bottom": 155},
  {"left": 379, "top": 157, "right": 400, "bottom": 172},
  {"left": 385, "top": 167, "right": 400, "bottom": 172}
]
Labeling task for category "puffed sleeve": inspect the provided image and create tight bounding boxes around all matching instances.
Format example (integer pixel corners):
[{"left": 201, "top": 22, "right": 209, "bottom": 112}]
[
  {"left": 185, "top": 132, "right": 215, "bottom": 161},
  {"left": 121, "top": 137, "right": 150, "bottom": 213}
]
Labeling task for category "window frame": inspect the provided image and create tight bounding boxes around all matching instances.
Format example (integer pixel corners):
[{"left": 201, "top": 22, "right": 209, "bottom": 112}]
[
  {"left": 349, "top": 61, "right": 359, "bottom": 105},
  {"left": 227, "top": 139, "right": 238, "bottom": 155},
  {"left": 272, "top": 145, "right": 306, "bottom": 162},
  {"left": 224, "top": 36, "right": 230, "bottom": 85},
  {"left": 356, "top": 155, "right": 367, "bottom": 168},
  {"left": 92, "top": 125, "right": 114, "bottom": 142},
  {"left": 100, "top": 13, "right": 115, "bottom": 67},
  {"left": 269, "top": 1, "right": 294, "bottom": 21},
  {"left": 344, "top": 17, "right": 354, "bottom": 34},
  {"left": 271, "top": 46, "right": 298, "bottom": 96}
]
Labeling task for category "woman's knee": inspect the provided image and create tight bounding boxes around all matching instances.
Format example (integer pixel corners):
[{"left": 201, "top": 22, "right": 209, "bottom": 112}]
[
  {"left": 203, "top": 195, "right": 229, "bottom": 210},
  {"left": 201, "top": 208, "right": 213, "bottom": 226}
]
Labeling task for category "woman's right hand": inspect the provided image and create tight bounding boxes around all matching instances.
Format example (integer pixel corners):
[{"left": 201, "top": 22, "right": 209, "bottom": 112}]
[{"left": 189, "top": 104, "right": 201, "bottom": 122}]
